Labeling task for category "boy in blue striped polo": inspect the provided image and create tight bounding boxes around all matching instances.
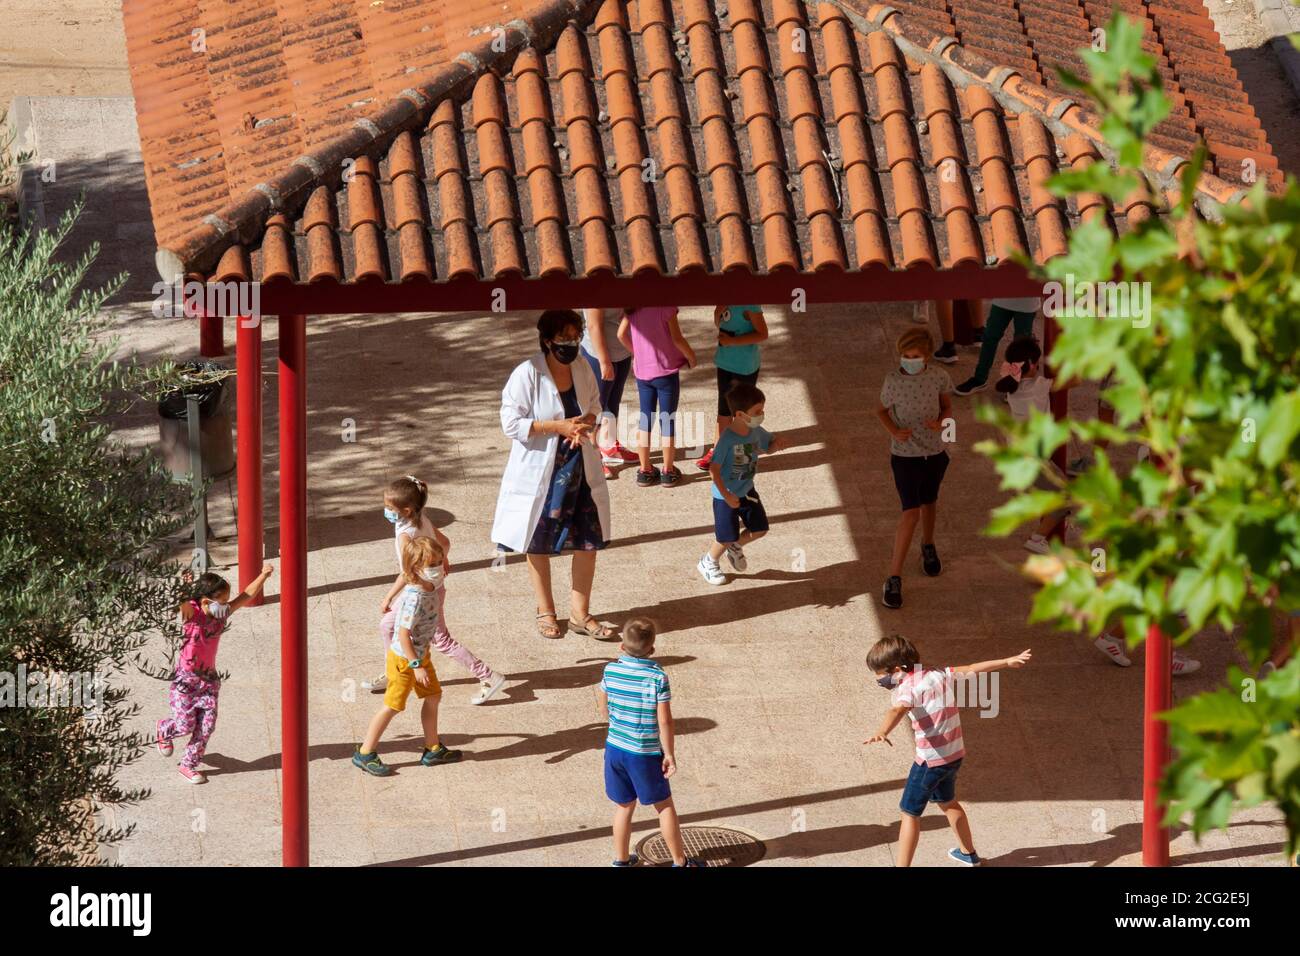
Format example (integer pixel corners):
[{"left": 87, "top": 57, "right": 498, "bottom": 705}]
[{"left": 596, "top": 618, "right": 700, "bottom": 867}]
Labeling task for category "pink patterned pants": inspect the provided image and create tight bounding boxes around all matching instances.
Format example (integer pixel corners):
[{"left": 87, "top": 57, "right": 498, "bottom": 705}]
[{"left": 158, "top": 671, "right": 221, "bottom": 770}]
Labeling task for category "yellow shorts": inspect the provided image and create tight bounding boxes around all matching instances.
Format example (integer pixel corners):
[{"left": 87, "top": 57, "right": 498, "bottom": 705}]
[{"left": 383, "top": 649, "right": 441, "bottom": 712}]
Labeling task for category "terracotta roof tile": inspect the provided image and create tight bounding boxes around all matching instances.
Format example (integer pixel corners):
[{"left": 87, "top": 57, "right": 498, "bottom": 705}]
[{"left": 129, "top": 0, "right": 1269, "bottom": 290}]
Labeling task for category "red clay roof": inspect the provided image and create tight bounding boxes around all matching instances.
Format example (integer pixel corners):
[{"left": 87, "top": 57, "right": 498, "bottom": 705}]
[{"left": 123, "top": 0, "right": 1269, "bottom": 291}]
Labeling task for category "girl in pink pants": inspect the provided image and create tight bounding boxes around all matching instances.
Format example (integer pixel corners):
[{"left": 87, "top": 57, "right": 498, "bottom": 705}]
[{"left": 363, "top": 476, "right": 506, "bottom": 705}]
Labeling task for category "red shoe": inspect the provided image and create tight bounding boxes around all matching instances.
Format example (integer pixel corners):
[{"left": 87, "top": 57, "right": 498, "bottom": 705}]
[
  {"left": 601, "top": 442, "right": 639, "bottom": 465},
  {"left": 602, "top": 463, "right": 613, "bottom": 480},
  {"left": 695, "top": 448, "right": 714, "bottom": 470}
]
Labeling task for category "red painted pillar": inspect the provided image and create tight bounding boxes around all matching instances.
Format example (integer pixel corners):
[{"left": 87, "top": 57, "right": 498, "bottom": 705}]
[
  {"left": 236, "top": 316, "right": 264, "bottom": 605},
  {"left": 278, "top": 313, "right": 309, "bottom": 867},
  {"left": 1143, "top": 622, "right": 1173, "bottom": 866},
  {"left": 199, "top": 313, "right": 225, "bottom": 357}
]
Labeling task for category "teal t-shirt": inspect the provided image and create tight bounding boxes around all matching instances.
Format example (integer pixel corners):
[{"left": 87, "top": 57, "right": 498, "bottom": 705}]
[
  {"left": 715, "top": 305, "right": 762, "bottom": 375},
  {"left": 710, "top": 425, "right": 772, "bottom": 499}
]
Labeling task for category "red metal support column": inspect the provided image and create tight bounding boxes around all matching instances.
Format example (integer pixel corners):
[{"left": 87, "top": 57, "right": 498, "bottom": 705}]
[
  {"left": 236, "top": 316, "right": 264, "bottom": 605},
  {"left": 1143, "top": 622, "right": 1173, "bottom": 866},
  {"left": 199, "top": 313, "right": 225, "bottom": 357},
  {"left": 279, "top": 313, "right": 309, "bottom": 867}
]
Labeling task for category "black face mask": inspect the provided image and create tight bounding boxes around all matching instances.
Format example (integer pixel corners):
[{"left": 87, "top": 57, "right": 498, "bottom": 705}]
[
  {"left": 877, "top": 674, "right": 897, "bottom": 690},
  {"left": 550, "top": 342, "right": 580, "bottom": 365}
]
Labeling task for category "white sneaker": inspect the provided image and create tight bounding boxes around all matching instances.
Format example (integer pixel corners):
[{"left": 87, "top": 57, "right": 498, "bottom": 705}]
[
  {"left": 1024, "top": 533, "right": 1051, "bottom": 554},
  {"left": 1094, "top": 633, "right": 1132, "bottom": 667},
  {"left": 471, "top": 673, "right": 507, "bottom": 705},
  {"left": 724, "top": 543, "right": 748, "bottom": 572},
  {"left": 1172, "top": 652, "right": 1201, "bottom": 676},
  {"left": 361, "top": 674, "right": 388, "bottom": 693},
  {"left": 697, "top": 555, "right": 726, "bottom": 586}
]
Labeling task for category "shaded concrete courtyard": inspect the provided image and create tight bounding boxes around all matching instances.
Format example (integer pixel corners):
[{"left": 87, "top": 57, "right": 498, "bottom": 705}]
[{"left": 105, "top": 301, "right": 1287, "bottom": 867}]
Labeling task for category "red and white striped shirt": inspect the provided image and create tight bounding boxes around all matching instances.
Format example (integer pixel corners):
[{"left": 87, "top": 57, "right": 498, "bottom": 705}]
[{"left": 893, "top": 667, "right": 966, "bottom": 766}]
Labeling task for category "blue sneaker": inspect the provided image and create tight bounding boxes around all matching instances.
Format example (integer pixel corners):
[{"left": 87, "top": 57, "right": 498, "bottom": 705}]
[
  {"left": 352, "top": 748, "right": 393, "bottom": 777},
  {"left": 612, "top": 853, "right": 639, "bottom": 867},
  {"left": 672, "top": 857, "right": 704, "bottom": 867},
  {"left": 948, "top": 847, "right": 983, "bottom": 866}
]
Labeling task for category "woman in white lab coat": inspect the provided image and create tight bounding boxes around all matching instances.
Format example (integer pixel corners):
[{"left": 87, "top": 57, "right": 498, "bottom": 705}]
[{"left": 491, "top": 310, "right": 616, "bottom": 639}]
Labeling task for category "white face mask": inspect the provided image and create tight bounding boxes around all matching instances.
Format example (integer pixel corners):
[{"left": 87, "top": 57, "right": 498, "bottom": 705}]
[
  {"left": 418, "top": 566, "right": 444, "bottom": 586},
  {"left": 743, "top": 411, "right": 765, "bottom": 427}
]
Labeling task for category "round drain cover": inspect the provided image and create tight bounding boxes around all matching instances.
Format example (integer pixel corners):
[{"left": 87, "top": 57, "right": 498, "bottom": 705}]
[{"left": 635, "top": 825, "right": 766, "bottom": 867}]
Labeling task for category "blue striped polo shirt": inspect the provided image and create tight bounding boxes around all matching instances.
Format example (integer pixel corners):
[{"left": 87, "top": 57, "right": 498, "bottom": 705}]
[{"left": 600, "top": 656, "right": 671, "bottom": 755}]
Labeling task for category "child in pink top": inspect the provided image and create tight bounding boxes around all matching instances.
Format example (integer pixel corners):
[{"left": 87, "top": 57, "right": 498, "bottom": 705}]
[
  {"left": 617, "top": 307, "right": 697, "bottom": 486},
  {"left": 157, "top": 563, "right": 274, "bottom": 784}
]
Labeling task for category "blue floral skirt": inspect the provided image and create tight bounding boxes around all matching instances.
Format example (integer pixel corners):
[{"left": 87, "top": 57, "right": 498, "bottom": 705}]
[{"left": 506, "top": 444, "right": 607, "bottom": 555}]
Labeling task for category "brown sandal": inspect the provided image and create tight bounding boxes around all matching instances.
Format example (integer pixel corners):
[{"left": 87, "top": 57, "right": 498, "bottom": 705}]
[
  {"left": 568, "top": 614, "right": 617, "bottom": 639},
  {"left": 536, "top": 611, "right": 562, "bottom": 639}
]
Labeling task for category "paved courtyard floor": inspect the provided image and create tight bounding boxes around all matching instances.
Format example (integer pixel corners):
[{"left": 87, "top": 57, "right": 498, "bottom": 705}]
[{"left": 106, "top": 302, "right": 1286, "bottom": 867}]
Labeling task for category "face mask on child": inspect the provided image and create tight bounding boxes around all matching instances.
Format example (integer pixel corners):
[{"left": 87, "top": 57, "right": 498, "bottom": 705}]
[
  {"left": 877, "top": 673, "right": 898, "bottom": 689},
  {"left": 744, "top": 411, "right": 765, "bottom": 427},
  {"left": 418, "top": 566, "right": 444, "bottom": 586},
  {"left": 899, "top": 356, "right": 926, "bottom": 376},
  {"left": 383, "top": 507, "right": 400, "bottom": 524}
]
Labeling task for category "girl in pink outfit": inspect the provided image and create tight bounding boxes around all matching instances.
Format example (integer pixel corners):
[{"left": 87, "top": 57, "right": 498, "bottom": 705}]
[
  {"left": 367, "top": 476, "right": 506, "bottom": 705},
  {"left": 157, "top": 563, "right": 274, "bottom": 784},
  {"left": 617, "top": 306, "right": 697, "bottom": 487}
]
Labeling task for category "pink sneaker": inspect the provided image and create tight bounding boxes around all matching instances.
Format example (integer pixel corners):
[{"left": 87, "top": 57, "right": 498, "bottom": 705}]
[
  {"left": 178, "top": 766, "right": 207, "bottom": 785},
  {"left": 156, "top": 720, "right": 173, "bottom": 757}
]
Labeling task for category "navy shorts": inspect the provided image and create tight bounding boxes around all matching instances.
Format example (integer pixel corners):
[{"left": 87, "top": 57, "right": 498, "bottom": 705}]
[
  {"left": 636, "top": 373, "right": 681, "bottom": 438},
  {"left": 716, "top": 367, "right": 760, "bottom": 418},
  {"left": 899, "top": 757, "right": 963, "bottom": 817},
  {"left": 890, "top": 451, "right": 949, "bottom": 511},
  {"left": 604, "top": 744, "right": 671, "bottom": 805},
  {"left": 712, "top": 491, "right": 768, "bottom": 544}
]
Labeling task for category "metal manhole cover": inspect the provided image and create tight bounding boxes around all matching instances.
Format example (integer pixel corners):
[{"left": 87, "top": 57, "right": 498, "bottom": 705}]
[{"left": 635, "top": 825, "right": 766, "bottom": 867}]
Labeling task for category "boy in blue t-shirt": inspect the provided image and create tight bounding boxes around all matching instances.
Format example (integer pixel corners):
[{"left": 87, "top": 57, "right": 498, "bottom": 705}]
[{"left": 698, "top": 382, "right": 789, "bottom": 585}]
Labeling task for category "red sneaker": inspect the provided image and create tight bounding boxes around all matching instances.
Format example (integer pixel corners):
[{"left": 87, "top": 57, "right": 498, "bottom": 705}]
[
  {"left": 601, "top": 442, "right": 638, "bottom": 465},
  {"left": 695, "top": 448, "right": 714, "bottom": 470},
  {"left": 602, "top": 463, "right": 613, "bottom": 480}
]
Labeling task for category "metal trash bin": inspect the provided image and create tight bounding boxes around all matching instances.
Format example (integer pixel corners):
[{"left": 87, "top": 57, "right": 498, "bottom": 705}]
[{"left": 157, "top": 361, "right": 235, "bottom": 481}]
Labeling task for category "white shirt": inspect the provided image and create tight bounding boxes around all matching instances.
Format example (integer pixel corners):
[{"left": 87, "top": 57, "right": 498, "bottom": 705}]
[
  {"left": 490, "top": 352, "right": 612, "bottom": 553},
  {"left": 1007, "top": 375, "right": 1053, "bottom": 421}
]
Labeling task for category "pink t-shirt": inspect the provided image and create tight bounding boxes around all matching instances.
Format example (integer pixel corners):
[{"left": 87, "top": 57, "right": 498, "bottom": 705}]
[
  {"left": 625, "top": 307, "right": 685, "bottom": 380},
  {"left": 892, "top": 666, "right": 966, "bottom": 766},
  {"left": 178, "top": 600, "right": 227, "bottom": 675}
]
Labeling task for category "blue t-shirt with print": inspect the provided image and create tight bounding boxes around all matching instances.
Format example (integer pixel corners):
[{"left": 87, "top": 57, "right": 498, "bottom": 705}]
[{"left": 710, "top": 425, "right": 772, "bottom": 499}]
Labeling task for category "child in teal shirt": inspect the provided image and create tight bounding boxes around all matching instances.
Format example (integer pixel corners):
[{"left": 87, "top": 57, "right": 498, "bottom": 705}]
[{"left": 697, "top": 304, "right": 768, "bottom": 469}]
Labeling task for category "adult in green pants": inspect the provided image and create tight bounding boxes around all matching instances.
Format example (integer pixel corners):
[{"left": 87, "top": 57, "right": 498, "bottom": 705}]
[{"left": 953, "top": 297, "right": 1041, "bottom": 395}]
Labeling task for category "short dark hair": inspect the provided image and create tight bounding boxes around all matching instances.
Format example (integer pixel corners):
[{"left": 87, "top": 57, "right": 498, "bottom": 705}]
[
  {"left": 621, "top": 618, "right": 657, "bottom": 657},
  {"left": 866, "top": 634, "right": 921, "bottom": 673},
  {"left": 726, "top": 382, "right": 766, "bottom": 416},
  {"left": 537, "top": 309, "right": 583, "bottom": 352}
]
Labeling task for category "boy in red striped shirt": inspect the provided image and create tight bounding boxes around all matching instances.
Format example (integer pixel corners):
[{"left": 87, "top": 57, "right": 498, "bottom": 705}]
[{"left": 865, "top": 634, "right": 1032, "bottom": 866}]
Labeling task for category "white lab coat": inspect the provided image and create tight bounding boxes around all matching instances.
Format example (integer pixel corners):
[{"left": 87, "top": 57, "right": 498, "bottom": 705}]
[{"left": 490, "top": 351, "right": 612, "bottom": 553}]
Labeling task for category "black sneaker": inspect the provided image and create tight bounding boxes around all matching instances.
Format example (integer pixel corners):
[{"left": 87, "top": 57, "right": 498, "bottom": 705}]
[
  {"left": 953, "top": 376, "right": 987, "bottom": 396},
  {"left": 933, "top": 341, "right": 958, "bottom": 364},
  {"left": 636, "top": 466, "right": 661, "bottom": 487},
  {"left": 921, "top": 543, "right": 941, "bottom": 577},
  {"left": 660, "top": 466, "right": 683, "bottom": 487},
  {"left": 420, "top": 744, "right": 463, "bottom": 766},
  {"left": 882, "top": 575, "right": 903, "bottom": 609}
]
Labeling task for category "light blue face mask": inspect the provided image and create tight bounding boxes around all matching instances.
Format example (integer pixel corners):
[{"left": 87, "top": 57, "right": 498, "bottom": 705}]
[
  {"left": 900, "top": 356, "right": 926, "bottom": 375},
  {"left": 383, "top": 507, "right": 400, "bottom": 525}
]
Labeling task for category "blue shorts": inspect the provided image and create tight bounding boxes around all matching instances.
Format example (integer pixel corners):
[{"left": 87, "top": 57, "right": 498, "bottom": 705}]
[
  {"left": 636, "top": 373, "right": 681, "bottom": 437},
  {"left": 899, "top": 758, "right": 962, "bottom": 817},
  {"left": 604, "top": 744, "right": 671, "bottom": 806},
  {"left": 712, "top": 491, "right": 768, "bottom": 544}
]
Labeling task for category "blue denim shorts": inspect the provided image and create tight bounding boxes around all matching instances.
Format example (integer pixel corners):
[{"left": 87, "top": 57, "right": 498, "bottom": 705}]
[{"left": 899, "top": 758, "right": 962, "bottom": 817}]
